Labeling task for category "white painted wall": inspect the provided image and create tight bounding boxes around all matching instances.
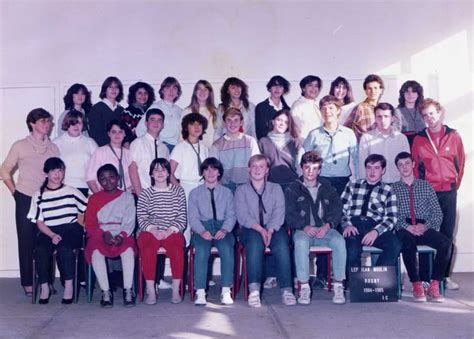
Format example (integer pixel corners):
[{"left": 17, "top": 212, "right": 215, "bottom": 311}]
[{"left": 1, "top": 0, "right": 473, "bottom": 274}]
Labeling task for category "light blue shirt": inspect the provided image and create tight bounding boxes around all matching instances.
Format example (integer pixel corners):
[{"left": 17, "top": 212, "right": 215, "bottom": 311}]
[{"left": 303, "top": 125, "right": 359, "bottom": 178}]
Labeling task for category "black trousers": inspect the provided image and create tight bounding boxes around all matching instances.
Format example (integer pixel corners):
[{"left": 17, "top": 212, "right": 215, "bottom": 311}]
[
  {"left": 419, "top": 189, "right": 457, "bottom": 280},
  {"left": 14, "top": 190, "right": 37, "bottom": 287},
  {"left": 35, "top": 223, "right": 84, "bottom": 284}
]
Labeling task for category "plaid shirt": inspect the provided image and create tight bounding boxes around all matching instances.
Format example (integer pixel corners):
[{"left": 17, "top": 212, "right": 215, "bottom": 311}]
[
  {"left": 344, "top": 100, "right": 375, "bottom": 141},
  {"left": 391, "top": 178, "right": 442, "bottom": 231},
  {"left": 341, "top": 179, "right": 397, "bottom": 234}
]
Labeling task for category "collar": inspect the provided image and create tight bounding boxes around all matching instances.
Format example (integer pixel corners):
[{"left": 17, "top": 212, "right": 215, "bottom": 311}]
[
  {"left": 267, "top": 98, "right": 283, "bottom": 111},
  {"left": 223, "top": 132, "right": 243, "bottom": 141},
  {"left": 102, "top": 98, "right": 118, "bottom": 111},
  {"left": 145, "top": 132, "right": 161, "bottom": 143}
]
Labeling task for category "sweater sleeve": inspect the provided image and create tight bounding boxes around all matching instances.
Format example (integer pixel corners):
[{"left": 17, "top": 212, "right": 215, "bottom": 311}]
[
  {"left": 137, "top": 190, "right": 154, "bottom": 232},
  {"left": 454, "top": 132, "right": 465, "bottom": 189},
  {"left": 85, "top": 194, "right": 102, "bottom": 237},
  {"left": 87, "top": 104, "right": 106, "bottom": 146},
  {"left": 188, "top": 188, "right": 206, "bottom": 233},
  {"left": 121, "top": 193, "right": 136, "bottom": 236},
  {"left": 340, "top": 182, "right": 354, "bottom": 228},
  {"left": 266, "top": 184, "right": 285, "bottom": 231},
  {"left": 0, "top": 140, "right": 20, "bottom": 182},
  {"left": 170, "top": 186, "right": 187, "bottom": 233}
]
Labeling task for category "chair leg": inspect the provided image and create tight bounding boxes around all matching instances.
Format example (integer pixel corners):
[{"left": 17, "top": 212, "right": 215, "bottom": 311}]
[
  {"left": 138, "top": 255, "right": 144, "bottom": 302},
  {"left": 242, "top": 251, "right": 248, "bottom": 301},
  {"left": 397, "top": 256, "right": 402, "bottom": 299},
  {"left": 327, "top": 252, "right": 332, "bottom": 292},
  {"left": 73, "top": 250, "right": 79, "bottom": 304},
  {"left": 189, "top": 247, "right": 195, "bottom": 301},
  {"left": 32, "top": 258, "right": 37, "bottom": 304},
  {"left": 232, "top": 246, "right": 240, "bottom": 299},
  {"left": 87, "top": 264, "right": 93, "bottom": 303}
]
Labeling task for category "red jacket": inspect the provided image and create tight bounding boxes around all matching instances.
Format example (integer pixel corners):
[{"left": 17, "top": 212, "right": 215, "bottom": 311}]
[{"left": 412, "top": 126, "right": 465, "bottom": 192}]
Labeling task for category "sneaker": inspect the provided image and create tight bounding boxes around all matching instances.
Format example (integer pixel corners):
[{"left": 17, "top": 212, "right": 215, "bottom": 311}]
[
  {"left": 282, "top": 290, "right": 297, "bottom": 306},
  {"left": 298, "top": 285, "right": 311, "bottom": 305},
  {"left": 194, "top": 289, "right": 207, "bottom": 306},
  {"left": 332, "top": 282, "right": 346, "bottom": 304},
  {"left": 445, "top": 277, "right": 459, "bottom": 290},
  {"left": 248, "top": 291, "right": 261, "bottom": 308},
  {"left": 123, "top": 288, "right": 135, "bottom": 307},
  {"left": 263, "top": 277, "right": 277, "bottom": 289},
  {"left": 412, "top": 282, "right": 427, "bottom": 302},
  {"left": 221, "top": 290, "right": 234, "bottom": 305},
  {"left": 427, "top": 280, "right": 445, "bottom": 303},
  {"left": 157, "top": 279, "right": 172, "bottom": 290},
  {"left": 100, "top": 290, "right": 113, "bottom": 308},
  {"left": 145, "top": 290, "right": 157, "bottom": 305}
]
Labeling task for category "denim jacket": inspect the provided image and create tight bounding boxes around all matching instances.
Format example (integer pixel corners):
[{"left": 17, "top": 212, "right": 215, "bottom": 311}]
[{"left": 285, "top": 177, "right": 342, "bottom": 230}]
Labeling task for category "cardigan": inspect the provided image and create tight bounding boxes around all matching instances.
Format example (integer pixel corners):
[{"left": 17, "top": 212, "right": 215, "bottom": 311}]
[{"left": 87, "top": 101, "right": 124, "bottom": 146}]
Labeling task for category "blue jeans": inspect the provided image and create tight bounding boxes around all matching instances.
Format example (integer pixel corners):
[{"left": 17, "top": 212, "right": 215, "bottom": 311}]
[
  {"left": 191, "top": 220, "right": 235, "bottom": 289},
  {"left": 293, "top": 229, "right": 346, "bottom": 282},
  {"left": 345, "top": 217, "right": 402, "bottom": 268},
  {"left": 240, "top": 227, "right": 292, "bottom": 289}
]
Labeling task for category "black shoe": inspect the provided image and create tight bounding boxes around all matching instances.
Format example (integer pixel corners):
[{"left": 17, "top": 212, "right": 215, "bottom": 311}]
[
  {"left": 123, "top": 288, "right": 135, "bottom": 307},
  {"left": 38, "top": 291, "right": 51, "bottom": 304},
  {"left": 100, "top": 290, "right": 113, "bottom": 308},
  {"left": 61, "top": 298, "right": 73, "bottom": 305}
]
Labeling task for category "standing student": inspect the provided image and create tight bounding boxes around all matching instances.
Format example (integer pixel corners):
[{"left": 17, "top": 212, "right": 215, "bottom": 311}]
[
  {"left": 328, "top": 76, "right": 356, "bottom": 126},
  {"left": 84, "top": 164, "right": 137, "bottom": 308},
  {"left": 395, "top": 80, "right": 425, "bottom": 146},
  {"left": 136, "top": 77, "right": 183, "bottom": 151},
  {"left": 1, "top": 108, "right": 59, "bottom": 295},
  {"left": 54, "top": 110, "right": 98, "bottom": 196},
  {"left": 304, "top": 95, "right": 358, "bottom": 195},
  {"left": 182, "top": 80, "right": 218, "bottom": 148},
  {"left": 392, "top": 152, "right": 450, "bottom": 302},
  {"left": 170, "top": 113, "right": 209, "bottom": 244},
  {"left": 285, "top": 151, "right": 347, "bottom": 305},
  {"left": 412, "top": 98, "right": 465, "bottom": 290},
  {"left": 216, "top": 77, "right": 256, "bottom": 138},
  {"left": 341, "top": 154, "right": 401, "bottom": 268},
  {"left": 86, "top": 119, "right": 132, "bottom": 193},
  {"left": 211, "top": 107, "right": 260, "bottom": 192},
  {"left": 189, "top": 158, "right": 236, "bottom": 306},
  {"left": 137, "top": 158, "right": 186, "bottom": 304},
  {"left": 129, "top": 109, "right": 169, "bottom": 195},
  {"left": 291, "top": 75, "right": 323, "bottom": 140},
  {"left": 234, "top": 154, "right": 297, "bottom": 308},
  {"left": 344, "top": 74, "right": 384, "bottom": 141},
  {"left": 255, "top": 75, "right": 291, "bottom": 140},
  {"left": 57, "top": 83, "right": 93, "bottom": 137},
  {"left": 88, "top": 76, "right": 125, "bottom": 146},
  {"left": 121, "top": 81, "right": 155, "bottom": 146},
  {"left": 28, "top": 158, "right": 87, "bottom": 304},
  {"left": 358, "top": 103, "right": 410, "bottom": 183}
]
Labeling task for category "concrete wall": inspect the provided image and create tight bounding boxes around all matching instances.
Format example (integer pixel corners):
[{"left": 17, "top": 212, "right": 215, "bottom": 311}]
[{"left": 1, "top": 0, "right": 473, "bottom": 275}]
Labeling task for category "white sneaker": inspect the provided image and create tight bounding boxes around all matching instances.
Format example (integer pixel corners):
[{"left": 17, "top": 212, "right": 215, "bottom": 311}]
[
  {"left": 157, "top": 279, "right": 172, "bottom": 289},
  {"left": 298, "top": 285, "right": 311, "bottom": 305},
  {"left": 263, "top": 277, "right": 277, "bottom": 289},
  {"left": 194, "top": 289, "right": 207, "bottom": 306},
  {"left": 282, "top": 290, "right": 297, "bottom": 306},
  {"left": 221, "top": 290, "right": 234, "bottom": 305},
  {"left": 248, "top": 291, "right": 261, "bottom": 308},
  {"left": 445, "top": 277, "right": 459, "bottom": 290},
  {"left": 332, "top": 282, "right": 346, "bottom": 304}
]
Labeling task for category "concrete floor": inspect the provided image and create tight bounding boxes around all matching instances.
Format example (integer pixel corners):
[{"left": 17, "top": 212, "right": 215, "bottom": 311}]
[{"left": 0, "top": 273, "right": 473, "bottom": 339}]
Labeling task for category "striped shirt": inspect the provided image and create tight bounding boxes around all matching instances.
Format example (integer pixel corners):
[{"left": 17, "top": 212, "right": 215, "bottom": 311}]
[
  {"left": 27, "top": 185, "right": 87, "bottom": 226},
  {"left": 391, "top": 178, "right": 442, "bottom": 231},
  {"left": 341, "top": 179, "right": 397, "bottom": 235},
  {"left": 137, "top": 184, "right": 187, "bottom": 233}
]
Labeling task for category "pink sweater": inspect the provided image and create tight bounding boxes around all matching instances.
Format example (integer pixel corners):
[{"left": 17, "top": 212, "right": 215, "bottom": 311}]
[{"left": 1, "top": 135, "right": 60, "bottom": 196}]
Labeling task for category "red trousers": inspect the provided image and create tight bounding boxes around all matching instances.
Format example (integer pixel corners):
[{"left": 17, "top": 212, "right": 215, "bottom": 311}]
[{"left": 138, "top": 231, "right": 185, "bottom": 280}]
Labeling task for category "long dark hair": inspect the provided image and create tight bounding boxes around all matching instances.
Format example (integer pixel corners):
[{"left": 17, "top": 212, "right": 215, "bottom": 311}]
[
  {"left": 38, "top": 157, "right": 66, "bottom": 202},
  {"left": 220, "top": 77, "right": 249, "bottom": 110},
  {"left": 63, "top": 83, "right": 92, "bottom": 113}
]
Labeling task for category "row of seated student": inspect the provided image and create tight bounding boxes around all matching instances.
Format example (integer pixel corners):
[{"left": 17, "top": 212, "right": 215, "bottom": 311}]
[{"left": 1, "top": 76, "right": 464, "bottom": 307}]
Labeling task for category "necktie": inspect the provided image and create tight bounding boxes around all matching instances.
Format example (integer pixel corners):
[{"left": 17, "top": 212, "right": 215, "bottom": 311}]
[
  {"left": 360, "top": 183, "right": 376, "bottom": 216},
  {"left": 408, "top": 184, "right": 417, "bottom": 225},
  {"left": 154, "top": 139, "right": 158, "bottom": 159},
  {"left": 209, "top": 188, "right": 217, "bottom": 220},
  {"left": 251, "top": 183, "right": 267, "bottom": 226},
  {"left": 108, "top": 144, "right": 126, "bottom": 191},
  {"left": 188, "top": 141, "right": 202, "bottom": 174}
]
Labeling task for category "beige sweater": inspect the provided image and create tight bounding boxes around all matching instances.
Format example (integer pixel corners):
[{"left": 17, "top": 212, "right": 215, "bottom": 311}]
[{"left": 1, "top": 135, "right": 60, "bottom": 196}]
